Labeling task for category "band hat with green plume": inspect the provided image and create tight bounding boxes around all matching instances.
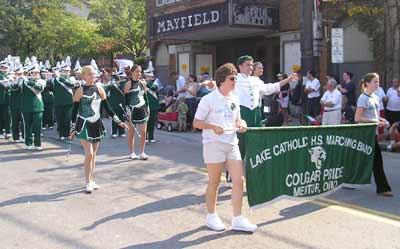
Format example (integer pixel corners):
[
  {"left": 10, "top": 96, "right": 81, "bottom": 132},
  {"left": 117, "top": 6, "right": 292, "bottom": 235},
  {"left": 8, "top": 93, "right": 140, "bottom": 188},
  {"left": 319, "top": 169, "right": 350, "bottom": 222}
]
[{"left": 237, "top": 55, "right": 254, "bottom": 65}]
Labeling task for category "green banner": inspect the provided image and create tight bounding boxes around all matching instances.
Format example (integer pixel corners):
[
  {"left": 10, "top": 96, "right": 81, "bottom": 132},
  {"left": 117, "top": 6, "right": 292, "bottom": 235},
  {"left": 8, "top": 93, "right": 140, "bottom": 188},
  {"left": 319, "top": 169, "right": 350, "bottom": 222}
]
[{"left": 244, "top": 124, "right": 376, "bottom": 208}]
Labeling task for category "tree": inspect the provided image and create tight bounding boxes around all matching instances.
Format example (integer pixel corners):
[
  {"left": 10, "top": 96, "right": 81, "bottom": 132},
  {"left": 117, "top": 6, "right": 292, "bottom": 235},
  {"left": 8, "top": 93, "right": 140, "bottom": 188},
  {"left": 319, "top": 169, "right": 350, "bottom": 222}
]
[
  {"left": 89, "top": 0, "right": 147, "bottom": 58},
  {"left": 383, "top": 0, "right": 400, "bottom": 80},
  {"left": 0, "top": 0, "right": 104, "bottom": 61}
]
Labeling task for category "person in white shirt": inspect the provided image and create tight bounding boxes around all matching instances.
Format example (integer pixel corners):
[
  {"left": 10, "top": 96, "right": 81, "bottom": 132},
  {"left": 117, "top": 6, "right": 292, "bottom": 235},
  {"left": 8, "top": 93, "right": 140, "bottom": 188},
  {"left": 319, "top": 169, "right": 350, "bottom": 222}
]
[
  {"left": 385, "top": 78, "right": 400, "bottom": 125},
  {"left": 234, "top": 55, "right": 297, "bottom": 157},
  {"left": 320, "top": 79, "right": 342, "bottom": 125},
  {"left": 304, "top": 70, "right": 321, "bottom": 118},
  {"left": 193, "top": 63, "right": 257, "bottom": 233},
  {"left": 170, "top": 71, "right": 186, "bottom": 98},
  {"left": 374, "top": 86, "right": 386, "bottom": 139}
]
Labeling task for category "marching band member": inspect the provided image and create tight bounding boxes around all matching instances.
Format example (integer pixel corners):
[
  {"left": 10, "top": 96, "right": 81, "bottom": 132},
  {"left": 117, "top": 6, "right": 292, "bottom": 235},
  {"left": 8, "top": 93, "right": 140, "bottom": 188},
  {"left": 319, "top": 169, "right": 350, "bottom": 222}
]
[
  {"left": 144, "top": 72, "right": 160, "bottom": 143},
  {"left": 21, "top": 65, "right": 46, "bottom": 150},
  {"left": 53, "top": 63, "right": 78, "bottom": 140},
  {"left": 41, "top": 66, "right": 55, "bottom": 130},
  {"left": 234, "top": 55, "right": 297, "bottom": 158},
  {"left": 123, "top": 65, "right": 150, "bottom": 160},
  {"left": 69, "top": 65, "right": 127, "bottom": 193},
  {"left": 103, "top": 71, "right": 127, "bottom": 138},
  {"left": 9, "top": 65, "right": 25, "bottom": 142},
  {"left": 0, "top": 60, "right": 12, "bottom": 139},
  {"left": 193, "top": 63, "right": 255, "bottom": 232}
]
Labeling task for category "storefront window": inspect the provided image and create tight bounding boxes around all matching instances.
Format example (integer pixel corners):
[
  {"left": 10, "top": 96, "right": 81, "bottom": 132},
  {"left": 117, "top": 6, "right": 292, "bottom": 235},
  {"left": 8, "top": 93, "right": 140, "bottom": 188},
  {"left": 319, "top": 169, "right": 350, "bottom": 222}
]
[{"left": 156, "top": 0, "right": 183, "bottom": 7}]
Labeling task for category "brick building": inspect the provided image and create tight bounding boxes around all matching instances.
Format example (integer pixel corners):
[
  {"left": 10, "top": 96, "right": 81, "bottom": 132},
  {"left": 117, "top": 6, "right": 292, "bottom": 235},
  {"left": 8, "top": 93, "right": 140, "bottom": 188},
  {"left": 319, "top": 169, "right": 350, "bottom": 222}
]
[{"left": 146, "top": 0, "right": 377, "bottom": 86}]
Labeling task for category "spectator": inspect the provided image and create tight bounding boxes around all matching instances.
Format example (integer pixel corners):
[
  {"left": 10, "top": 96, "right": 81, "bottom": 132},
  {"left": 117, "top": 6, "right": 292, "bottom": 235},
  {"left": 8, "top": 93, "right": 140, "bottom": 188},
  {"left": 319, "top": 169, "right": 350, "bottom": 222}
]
[
  {"left": 184, "top": 74, "right": 199, "bottom": 132},
  {"left": 304, "top": 70, "right": 321, "bottom": 118},
  {"left": 197, "top": 72, "right": 213, "bottom": 97},
  {"left": 385, "top": 78, "right": 400, "bottom": 126},
  {"left": 338, "top": 72, "right": 356, "bottom": 122},
  {"left": 277, "top": 73, "right": 290, "bottom": 126},
  {"left": 177, "top": 96, "right": 189, "bottom": 132},
  {"left": 320, "top": 78, "right": 342, "bottom": 125},
  {"left": 374, "top": 85, "right": 386, "bottom": 140},
  {"left": 290, "top": 71, "right": 306, "bottom": 124},
  {"left": 170, "top": 71, "right": 186, "bottom": 98},
  {"left": 387, "top": 121, "right": 400, "bottom": 152}
]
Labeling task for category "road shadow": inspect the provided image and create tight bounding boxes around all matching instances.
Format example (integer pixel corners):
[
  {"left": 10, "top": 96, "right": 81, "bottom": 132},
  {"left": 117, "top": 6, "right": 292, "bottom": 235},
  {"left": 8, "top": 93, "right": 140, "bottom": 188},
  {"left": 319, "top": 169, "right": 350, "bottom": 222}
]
[
  {"left": 0, "top": 188, "right": 83, "bottom": 208},
  {"left": 35, "top": 163, "right": 82, "bottom": 173},
  {"left": 257, "top": 201, "right": 323, "bottom": 228},
  {"left": 82, "top": 192, "right": 230, "bottom": 231},
  {"left": 121, "top": 226, "right": 251, "bottom": 249}
]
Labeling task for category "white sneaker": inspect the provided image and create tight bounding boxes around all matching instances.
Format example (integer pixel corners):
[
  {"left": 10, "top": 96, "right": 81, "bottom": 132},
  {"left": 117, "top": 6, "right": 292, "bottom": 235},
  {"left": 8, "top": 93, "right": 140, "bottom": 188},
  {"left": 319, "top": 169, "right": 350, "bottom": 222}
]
[
  {"left": 206, "top": 213, "right": 226, "bottom": 231},
  {"left": 387, "top": 144, "right": 393, "bottom": 151},
  {"left": 0, "top": 134, "right": 5, "bottom": 139},
  {"left": 139, "top": 153, "right": 149, "bottom": 160},
  {"left": 42, "top": 127, "right": 47, "bottom": 130},
  {"left": 150, "top": 139, "right": 156, "bottom": 143},
  {"left": 145, "top": 139, "right": 149, "bottom": 143},
  {"left": 112, "top": 134, "right": 118, "bottom": 138},
  {"left": 5, "top": 133, "right": 11, "bottom": 139},
  {"left": 231, "top": 216, "right": 257, "bottom": 232},
  {"left": 130, "top": 153, "right": 138, "bottom": 160},
  {"left": 60, "top": 136, "right": 65, "bottom": 141},
  {"left": 49, "top": 126, "right": 53, "bottom": 129},
  {"left": 85, "top": 183, "right": 94, "bottom": 193},
  {"left": 25, "top": 145, "right": 33, "bottom": 150},
  {"left": 33, "top": 146, "right": 42, "bottom": 151},
  {"left": 120, "top": 134, "right": 126, "bottom": 137},
  {"left": 91, "top": 181, "right": 100, "bottom": 190}
]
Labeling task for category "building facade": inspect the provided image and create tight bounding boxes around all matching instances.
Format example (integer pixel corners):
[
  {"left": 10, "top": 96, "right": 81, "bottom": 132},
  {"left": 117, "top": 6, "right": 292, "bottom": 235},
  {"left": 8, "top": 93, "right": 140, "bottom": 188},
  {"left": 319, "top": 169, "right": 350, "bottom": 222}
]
[{"left": 146, "top": 0, "right": 377, "bottom": 87}]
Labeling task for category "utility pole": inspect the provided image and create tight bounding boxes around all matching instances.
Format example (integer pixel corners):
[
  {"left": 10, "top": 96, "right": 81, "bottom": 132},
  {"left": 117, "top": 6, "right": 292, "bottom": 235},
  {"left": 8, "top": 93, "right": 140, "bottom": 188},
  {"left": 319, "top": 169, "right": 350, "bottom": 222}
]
[{"left": 300, "top": 0, "right": 315, "bottom": 76}]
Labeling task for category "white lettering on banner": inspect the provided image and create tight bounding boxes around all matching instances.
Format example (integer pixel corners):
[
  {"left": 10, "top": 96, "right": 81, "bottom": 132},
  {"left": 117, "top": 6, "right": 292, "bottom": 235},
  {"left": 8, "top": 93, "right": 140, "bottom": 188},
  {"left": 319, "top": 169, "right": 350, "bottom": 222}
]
[
  {"left": 286, "top": 167, "right": 344, "bottom": 197},
  {"left": 286, "top": 170, "right": 321, "bottom": 187},
  {"left": 156, "top": 10, "right": 221, "bottom": 34},
  {"left": 273, "top": 137, "right": 308, "bottom": 156},
  {"left": 325, "top": 135, "right": 372, "bottom": 155},
  {"left": 250, "top": 148, "right": 272, "bottom": 168}
]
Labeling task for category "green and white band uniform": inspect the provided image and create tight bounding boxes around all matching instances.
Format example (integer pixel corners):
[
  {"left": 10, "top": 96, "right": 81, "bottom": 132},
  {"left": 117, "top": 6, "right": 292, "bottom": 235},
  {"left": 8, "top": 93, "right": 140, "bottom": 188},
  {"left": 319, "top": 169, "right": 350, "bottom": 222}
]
[
  {"left": 71, "top": 84, "right": 122, "bottom": 143},
  {"left": 9, "top": 76, "right": 25, "bottom": 141},
  {"left": 42, "top": 79, "right": 55, "bottom": 128},
  {"left": 104, "top": 78, "right": 127, "bottom": 136},
  {"left": 53, "top": 75, "right": 76, "bottom": 138},
  {"left": 234, "top": 73, "right": 281, "bottom": 157},
  {"left": 145, "top": 80, "right": 160, "bottom": 141},
  {"left": 0, "top": 71, "right": 11, "bottom": 136},
  {"left": 126, "top": 80, "right": 149, "bottom": 124},
  {"left": 21, "top": 77, "right": 46, "bottom": 147}
]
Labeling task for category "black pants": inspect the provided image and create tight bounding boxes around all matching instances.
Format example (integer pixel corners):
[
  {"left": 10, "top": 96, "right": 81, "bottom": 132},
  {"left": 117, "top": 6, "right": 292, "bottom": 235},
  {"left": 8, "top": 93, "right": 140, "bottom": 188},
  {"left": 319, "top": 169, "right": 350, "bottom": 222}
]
[
  {"left": 385, "top": 109, "right": 400, "bottom": 126},
  {"left": 306, "top": 97, "right": 321, "bottom": 118},
  {"left": 373, "top": 138, "right": 391, "bottom": 193}
]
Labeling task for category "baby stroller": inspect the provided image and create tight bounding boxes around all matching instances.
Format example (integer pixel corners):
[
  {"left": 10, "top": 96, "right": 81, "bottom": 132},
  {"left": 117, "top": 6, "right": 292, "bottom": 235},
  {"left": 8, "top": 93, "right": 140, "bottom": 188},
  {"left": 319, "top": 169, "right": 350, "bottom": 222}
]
[{"left": 157, "top": 96, "right": 179, "bottom": 131}]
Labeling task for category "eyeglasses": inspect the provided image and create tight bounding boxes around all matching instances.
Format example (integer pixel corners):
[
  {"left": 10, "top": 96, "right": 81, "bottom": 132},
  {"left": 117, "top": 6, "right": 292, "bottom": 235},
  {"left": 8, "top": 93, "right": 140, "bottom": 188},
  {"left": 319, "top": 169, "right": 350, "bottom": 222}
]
[{"left": 228, "top": 76, "right": 237, "bottom": 81}]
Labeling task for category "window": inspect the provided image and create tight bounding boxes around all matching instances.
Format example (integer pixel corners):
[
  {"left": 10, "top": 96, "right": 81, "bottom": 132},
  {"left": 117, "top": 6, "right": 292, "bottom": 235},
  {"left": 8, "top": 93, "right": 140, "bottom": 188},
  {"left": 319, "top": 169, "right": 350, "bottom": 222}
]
[{"left": 156, "top": 0, "right": 183, "bottom": 7}]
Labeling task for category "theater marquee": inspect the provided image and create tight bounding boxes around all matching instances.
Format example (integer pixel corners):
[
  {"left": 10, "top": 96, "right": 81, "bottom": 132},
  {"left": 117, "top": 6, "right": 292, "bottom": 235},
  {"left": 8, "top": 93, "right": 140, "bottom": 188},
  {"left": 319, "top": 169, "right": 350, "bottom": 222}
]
[{"left": 150, "top": 4, "right": 227, "bottom": 36}]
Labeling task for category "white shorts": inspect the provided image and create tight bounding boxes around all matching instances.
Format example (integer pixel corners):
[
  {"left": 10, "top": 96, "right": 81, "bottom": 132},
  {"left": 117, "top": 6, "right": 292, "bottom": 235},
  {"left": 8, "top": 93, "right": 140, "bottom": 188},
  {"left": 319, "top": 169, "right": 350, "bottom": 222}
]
[
  {"left": 279, "top": 96, "right": 289, "bottom": 108},
  {"left": 203, "top": 142, "right": 242, "bottom": 164}
]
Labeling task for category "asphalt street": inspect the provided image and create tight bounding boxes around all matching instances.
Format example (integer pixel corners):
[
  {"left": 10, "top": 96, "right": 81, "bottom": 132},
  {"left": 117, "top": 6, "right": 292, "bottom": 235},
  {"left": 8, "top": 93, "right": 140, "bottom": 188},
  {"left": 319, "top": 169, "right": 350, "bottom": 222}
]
[{"left": 0, "top": 119, "right": 399, "bottom": 249}]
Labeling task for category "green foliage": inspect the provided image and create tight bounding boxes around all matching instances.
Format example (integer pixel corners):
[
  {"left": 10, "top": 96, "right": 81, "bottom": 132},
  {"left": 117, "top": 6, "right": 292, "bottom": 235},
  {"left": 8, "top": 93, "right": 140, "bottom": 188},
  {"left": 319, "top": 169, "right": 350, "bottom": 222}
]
[
  {"left": 134, "top": 56, "right": 150, "bottom": 68},
  {"left": 88, "top": 0, "right": 147, "bottom": 57},
  {"left": 0, "top": 0, "right": 104, "bottom": 61},
  {"left": 332, "top": 0, "right": 384, "bottom": 60}
]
